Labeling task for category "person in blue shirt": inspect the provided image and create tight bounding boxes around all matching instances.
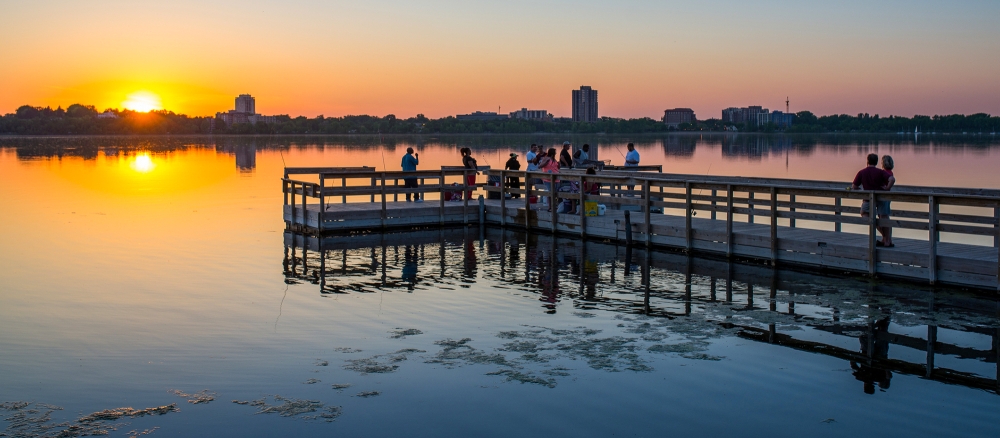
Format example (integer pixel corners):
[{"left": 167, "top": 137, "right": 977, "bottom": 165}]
[{"left": 401, "top": 147, "right": 421, "bottom": 202}]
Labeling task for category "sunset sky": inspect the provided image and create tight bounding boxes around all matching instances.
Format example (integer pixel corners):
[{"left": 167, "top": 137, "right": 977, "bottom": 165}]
[{"left": 2, "top": 0, "right": 999, "bottom": 119}]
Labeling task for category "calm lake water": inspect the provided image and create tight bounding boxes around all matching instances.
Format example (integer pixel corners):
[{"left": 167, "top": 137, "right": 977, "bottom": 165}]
[{"left": 2, "top": 134, "right": 1000, "bottom": 437}]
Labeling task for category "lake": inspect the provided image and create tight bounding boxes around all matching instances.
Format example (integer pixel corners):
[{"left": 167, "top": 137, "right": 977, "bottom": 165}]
[{"left": 1, "top": 134, "right": 999, "bottom": 437}]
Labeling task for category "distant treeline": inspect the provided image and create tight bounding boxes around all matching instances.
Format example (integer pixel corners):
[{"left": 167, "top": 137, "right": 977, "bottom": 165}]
[{"left": 3, "top": 104, "right": 999, "bottom": 135}]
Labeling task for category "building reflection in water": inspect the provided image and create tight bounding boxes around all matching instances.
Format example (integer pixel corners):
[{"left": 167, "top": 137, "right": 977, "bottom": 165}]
[
  {"left": 285, "top": 227, "right": 1000, "bottom": 396},
  {"left": 215, "top": 138, "right": 257, "bottom": 173}
]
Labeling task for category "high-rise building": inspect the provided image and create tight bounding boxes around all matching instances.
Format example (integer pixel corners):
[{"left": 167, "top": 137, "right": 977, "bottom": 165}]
[
  {"left": 572, "top": 86, "right": 598, "bottom": 122},
  {"left": 235, "top": 94, "right": 255, "bottom": 114},
  {"left": 722, "top": 105, "right": 772, "bottom": 127},
  {"left": 662, "top": 108, "right": 697, "bottom": 128},
  {"left": 216, "top": 94, "right": 276, "bottom": 126}
]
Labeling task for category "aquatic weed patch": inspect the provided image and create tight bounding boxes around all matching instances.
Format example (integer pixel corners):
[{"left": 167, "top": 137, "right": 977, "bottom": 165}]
[
  {"left": 344, "top": 348, "right": 425, "bottom": 374},
  {"left": 169, "top": 389, "right": 216, "bottom": 404},
  {"left": 0, "top": 401, "right": 179, "bottom": 438},
  {"left": 389, "top": 328, "right": 424, "bottom": 339},
  {"left": 232, "top": 396, "right": 341, "bottom": 423}
]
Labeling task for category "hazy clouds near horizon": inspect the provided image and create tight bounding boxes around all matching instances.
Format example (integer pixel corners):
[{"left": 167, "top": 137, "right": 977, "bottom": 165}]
[{"left": 2, "top": 0, "right": 998, "bottom": 118}]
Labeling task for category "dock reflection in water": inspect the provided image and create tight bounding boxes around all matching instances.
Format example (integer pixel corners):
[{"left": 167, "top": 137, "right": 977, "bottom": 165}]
[{"left": 284, "top": 227, "right": 1000, "bottom": 396}]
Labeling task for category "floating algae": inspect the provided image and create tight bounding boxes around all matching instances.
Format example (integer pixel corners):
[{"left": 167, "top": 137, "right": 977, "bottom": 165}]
[
  {"left": 330, "top": 384, "right": 352, "bottom": 391},
  {"left": 344, "top": 349, "right": 425, "bottom": 374},
  {"left": 315, "top": 360, "right": 329, "bottom": 367},
  {"left": 170, "top": 389, "right": 216, "bottom": 404},
  {"left": 1, "top": 401, "right": 179, "bottom": 438},
  {"left": 233, "top": 396, "right": 341, "bottom": 422},
  {"left": 303, "top": 379, "right": 321, "bottom": 385},
  {"left": 354, "top": 391, "right": 381, "bottom": 398},
  {"left": 572, "top": 312, "right": 597, "bottom": 318},
  {"left": 127, "top": 426, "right": 160, "bottom": 437},
  {"left": 426, "top": 338, "right": 514, "bottom": 369},
  {"left": 332, "top": 347, "right": 363, "bottom": 353},
  {"left": 487, "top": 370, "right": 557, "bottom": 388},
  {"left": 389, "top": 328, "right": 424, "bottom": 339}
]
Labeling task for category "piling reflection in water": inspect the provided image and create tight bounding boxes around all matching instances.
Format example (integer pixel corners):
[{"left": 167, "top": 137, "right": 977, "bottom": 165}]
[{"left": 283, "top": 227, "right": 1000, "bottom": 396}]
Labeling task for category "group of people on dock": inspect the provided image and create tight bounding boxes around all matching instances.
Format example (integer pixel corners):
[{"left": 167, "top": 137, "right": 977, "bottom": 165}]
[
  {"left": 400, "top": 141, "right": 641, "bottom": 209},
  {"left": 852, "top": 153, "right": 896, "bottom": 247}
]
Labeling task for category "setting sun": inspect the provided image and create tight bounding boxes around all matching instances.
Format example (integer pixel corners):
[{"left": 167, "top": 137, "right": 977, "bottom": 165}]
[{"left": 121, "top": 91, "right": 163, "bottom": 113}]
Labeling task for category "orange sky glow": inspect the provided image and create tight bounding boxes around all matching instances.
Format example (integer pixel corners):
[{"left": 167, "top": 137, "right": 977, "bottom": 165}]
[{"left": 2, "top": 1, "right": 999, "bottom": 119}]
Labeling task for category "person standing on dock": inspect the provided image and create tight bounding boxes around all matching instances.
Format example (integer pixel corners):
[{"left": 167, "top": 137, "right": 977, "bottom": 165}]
[
  {"left": 401, "top": 147, "right": 422, "bottom": 202},
  {"left": 559, "top": 141, "right": 574, "bottom": 169},
  {"left": 851, "top": 153, "right": 895, "bottom": 247},
  {"left": 526, "top": 144, "right": 539, "bottom": 172},
  {"left": 461, "top": 147, "right": 478, "bottom": 199},
  {"left": 625, "top": 142, "right": 640, "bottom": 194},
  {"left": 624, "top": 143, "right": 640, "bottom": 167},
  {"left": 880, "top": 155, "right": 896, "bottom": 247},
  {"left": 505, "top": 153, "right": 521, "bottom": 198}
]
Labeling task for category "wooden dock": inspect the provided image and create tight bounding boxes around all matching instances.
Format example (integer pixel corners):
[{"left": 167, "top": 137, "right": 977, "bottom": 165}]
[{"left": 282, "top": 166, "right": 1000, "bottom": 291}]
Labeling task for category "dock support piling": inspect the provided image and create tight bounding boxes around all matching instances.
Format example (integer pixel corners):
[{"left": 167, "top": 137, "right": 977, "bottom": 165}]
[
  {"left": 478, "top": 195, "right": 485, "bottom": 226},
  {"left": 624, "top": 210, "right": 633, "bottom": 246}
]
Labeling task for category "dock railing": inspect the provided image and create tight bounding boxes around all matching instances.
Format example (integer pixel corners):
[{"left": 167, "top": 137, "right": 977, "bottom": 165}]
[
  {"left": 282, "top": 166, "right": 490, "bottom": 230},
  {"left": 485, "top": 169, "right": 1000, "bottom": 290}
]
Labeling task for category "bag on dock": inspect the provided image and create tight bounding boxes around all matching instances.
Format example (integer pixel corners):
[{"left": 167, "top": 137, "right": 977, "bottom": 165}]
[{"left": 584, "top": 201, "right": 599, "bottom": 217}]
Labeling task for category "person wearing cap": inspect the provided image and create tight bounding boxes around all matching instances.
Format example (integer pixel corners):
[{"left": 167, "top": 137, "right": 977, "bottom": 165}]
[
  {"left": 559, "top": 141, "right": 574, "bottom": 169},
  {"left": 401, "top": 147, "right": 421, "bottom": 202},
  {"left": 504, "top": 152, "right": 521, "bottom": 198}
]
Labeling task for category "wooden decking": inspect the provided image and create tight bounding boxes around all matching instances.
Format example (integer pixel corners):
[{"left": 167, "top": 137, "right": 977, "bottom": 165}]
[{"left": 281, "top": 166, "right": 1000, "bottom": 291}]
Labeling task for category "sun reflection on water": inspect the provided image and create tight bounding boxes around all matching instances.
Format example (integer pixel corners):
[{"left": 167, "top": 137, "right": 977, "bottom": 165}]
[{"left": 130, "top": 153, "right": 156, "bottom": 173}]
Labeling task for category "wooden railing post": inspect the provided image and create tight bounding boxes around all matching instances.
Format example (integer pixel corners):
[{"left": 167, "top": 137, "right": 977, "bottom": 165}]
[
  {"left": 283, "top": 179, "right": 289, "bottom": 206},
  {"left": 748, "top": 191, "right": 755, "bottom": 224},
  {"left": 393, "top": 177, "right": 398, "bottom": 202},
  {"left": 711, "top": 189, "right": 717, "bottom": 220},
  {"left": 835, "top": 196, "right": 842, "bottom": 232},
  {"left": 868, "top": 191, "right": 877, "bottom": 277},
  {"left": 550, "top": 173, "right": 557, "bottom": 235},
  {"left": 341, "top": 177, "right": 347, "bottom": 204},
  {"left": 370, "top": 176, "right": 375, "bottom": 203},
  {"left": 770, "top": 187, "right": 778, "bottom": 264},
  {"left": 301, "top": 182, "right": 308, "bottom": 230},
  {"left": 499, "top": 170, "right": 506, "bottom": 227},
  {"left": 380, "top": 173, "right": 387, "bottom": 229},
  {"left": 928, "top": 195, "right": 937, "bottom": 285},
  {"left": 684, "top": 181, "right": 692, "bottom": 252},
  {"left": 996, "top": 203, "right": 1000, "bottom": 292},
  {"left": 726, "top": 185, "right": 734, "bottom": 258},
  {"left": 463, "top": 169, "right": 470, "bottom": 225},
  {"left": 319, "top": 175, "right": 325, "bottom": 232},
  {"left": 789, "top": 194, "right": 796, "bottom": 228},
  {"left": 290, "top": 181, "right": 297, "bottom": 226},
  {"left": 439, "top": 170, "right": 446, "bottom": 226},
  {"left": 579, "top": 174, "right": 586, "bottom": 238},
  {"left": 644, "top": 180, "right": 651, "bottom": 247},
  {"left": 525, "top": 171, "right": 533, "bottom": 227}
]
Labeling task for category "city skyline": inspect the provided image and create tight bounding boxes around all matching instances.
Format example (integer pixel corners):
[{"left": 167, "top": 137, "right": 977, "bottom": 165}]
[{"left": 2, "top": 1, "right": 999, "bottom": 119}]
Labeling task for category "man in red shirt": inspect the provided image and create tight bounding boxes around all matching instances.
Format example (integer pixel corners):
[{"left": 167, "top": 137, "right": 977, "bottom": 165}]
[{"left": 851, "top": 153, "right": 895, "bottom": 247}]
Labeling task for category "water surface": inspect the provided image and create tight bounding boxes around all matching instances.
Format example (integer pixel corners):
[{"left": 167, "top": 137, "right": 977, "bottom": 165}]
[{"left": 1, "top": 134, "right": 999, "bottom": 437}]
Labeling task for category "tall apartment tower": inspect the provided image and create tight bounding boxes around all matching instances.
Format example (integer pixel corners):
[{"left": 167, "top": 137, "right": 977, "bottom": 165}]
[
  {"left": 572, "top": 86, "right": 598, "bottom": 122},
  {"left": 235, "top": 94, "right": 256, "bottom": 114}
]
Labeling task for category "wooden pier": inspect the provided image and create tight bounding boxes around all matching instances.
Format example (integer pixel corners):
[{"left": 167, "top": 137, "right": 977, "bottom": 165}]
[{"left": 282, "top": 166, "right": 1000, "bottom": 291}]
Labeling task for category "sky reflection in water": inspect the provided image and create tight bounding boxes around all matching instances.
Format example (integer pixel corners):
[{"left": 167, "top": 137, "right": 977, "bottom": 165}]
[{"left": 1, "top": 135, "right": 1000, "bottom": 437}]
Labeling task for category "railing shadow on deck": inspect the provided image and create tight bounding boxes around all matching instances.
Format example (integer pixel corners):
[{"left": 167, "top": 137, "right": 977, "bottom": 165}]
[{"left": 281, "top": 227, "right": 1000, "bottom": 396}]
